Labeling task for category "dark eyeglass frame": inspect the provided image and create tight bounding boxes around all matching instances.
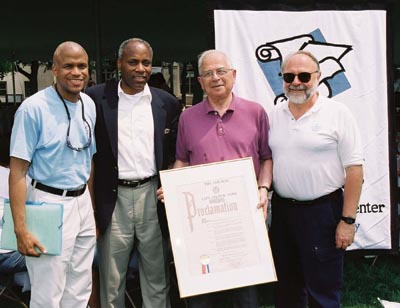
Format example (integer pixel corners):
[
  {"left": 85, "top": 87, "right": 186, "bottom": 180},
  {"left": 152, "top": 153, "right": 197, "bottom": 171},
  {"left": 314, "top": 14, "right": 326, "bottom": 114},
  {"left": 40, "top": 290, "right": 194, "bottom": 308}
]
[
  {"left": 54, "top": 85, "right": 92, "bottom": 152},
  {"left": 281, "top": 71, "right": 319, "bottom": 83}
]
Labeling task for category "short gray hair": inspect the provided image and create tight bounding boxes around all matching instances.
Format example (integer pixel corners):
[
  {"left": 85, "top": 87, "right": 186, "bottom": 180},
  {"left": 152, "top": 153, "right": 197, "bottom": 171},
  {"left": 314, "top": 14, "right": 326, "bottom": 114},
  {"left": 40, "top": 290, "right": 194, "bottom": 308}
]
[
  {"left": 197, "top": 49, "right": 233, "bottom": 74},
  {"left": 118, "top": 38, "right": 153, "bottom": 59},
  {"left": 281, "top": 50, "right": 320, "bottom": 72}
]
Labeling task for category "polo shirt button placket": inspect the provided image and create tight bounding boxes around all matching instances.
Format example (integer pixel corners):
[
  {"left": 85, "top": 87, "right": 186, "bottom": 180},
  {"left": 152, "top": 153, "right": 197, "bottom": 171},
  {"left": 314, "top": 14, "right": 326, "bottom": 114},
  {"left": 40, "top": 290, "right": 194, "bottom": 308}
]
[{"left": 217, "top": 118, "right": 224, "bottom": 136}]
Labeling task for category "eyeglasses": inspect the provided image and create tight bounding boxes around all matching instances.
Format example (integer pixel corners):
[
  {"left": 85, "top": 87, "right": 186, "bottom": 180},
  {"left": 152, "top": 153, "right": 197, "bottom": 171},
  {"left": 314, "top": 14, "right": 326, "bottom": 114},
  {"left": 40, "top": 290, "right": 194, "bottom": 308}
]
[
  {"left": 281, "top": 71, "right": 319, "bottom": 83},
  {"left": 66, "top": 116, "right": 92, "bottom": 152},
  {"left": 200, "top": 68, "right": 233, "bottom": 79},
  {"left": 54, "top": 85, "right": 92, "bottom": 152}
]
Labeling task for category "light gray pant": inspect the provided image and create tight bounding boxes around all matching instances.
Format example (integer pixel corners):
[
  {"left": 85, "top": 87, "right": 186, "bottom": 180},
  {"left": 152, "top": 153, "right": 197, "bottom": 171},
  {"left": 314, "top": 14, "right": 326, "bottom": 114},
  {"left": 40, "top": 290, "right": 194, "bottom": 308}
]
[{"left": 98, "top": 178, "right": 170, "bottom": 308}]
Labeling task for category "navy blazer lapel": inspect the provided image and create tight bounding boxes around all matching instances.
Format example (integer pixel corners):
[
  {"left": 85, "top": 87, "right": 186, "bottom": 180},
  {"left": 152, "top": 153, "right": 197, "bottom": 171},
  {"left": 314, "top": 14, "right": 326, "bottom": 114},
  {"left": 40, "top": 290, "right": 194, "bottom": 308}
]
[
  {"left": 151, "top": 89, "right": 166, "bottom": 171},
  {"left": 104, "top": 82, "right": 119, "bottom": 160}
]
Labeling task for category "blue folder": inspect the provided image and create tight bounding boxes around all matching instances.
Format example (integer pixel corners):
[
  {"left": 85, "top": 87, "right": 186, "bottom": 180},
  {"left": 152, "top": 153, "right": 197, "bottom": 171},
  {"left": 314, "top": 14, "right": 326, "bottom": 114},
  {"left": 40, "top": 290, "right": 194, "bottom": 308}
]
[{"left": 1, "top": 200, "right": 63, "bottom": 255}]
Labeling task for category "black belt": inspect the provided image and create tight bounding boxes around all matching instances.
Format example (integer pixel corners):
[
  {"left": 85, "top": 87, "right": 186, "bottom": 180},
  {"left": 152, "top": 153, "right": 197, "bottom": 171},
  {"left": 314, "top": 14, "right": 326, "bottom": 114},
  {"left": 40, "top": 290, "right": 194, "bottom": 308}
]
[
  {"left": 31, "top": 179, "right": 86, "bottom": 197},
  {"left": 276, "top": 188, "right": 343, "bottom": 206},
  {"left": 118, "top": 175, "right": 156, "bottom": 188}
]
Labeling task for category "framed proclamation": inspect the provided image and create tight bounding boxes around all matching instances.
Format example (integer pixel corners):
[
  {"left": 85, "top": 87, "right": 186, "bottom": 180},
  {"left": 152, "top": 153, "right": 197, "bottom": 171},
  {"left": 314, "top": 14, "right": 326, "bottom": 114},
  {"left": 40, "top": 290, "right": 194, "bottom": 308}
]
[{"left": 160, "top": 157, "right": 276, "bottom": 298}]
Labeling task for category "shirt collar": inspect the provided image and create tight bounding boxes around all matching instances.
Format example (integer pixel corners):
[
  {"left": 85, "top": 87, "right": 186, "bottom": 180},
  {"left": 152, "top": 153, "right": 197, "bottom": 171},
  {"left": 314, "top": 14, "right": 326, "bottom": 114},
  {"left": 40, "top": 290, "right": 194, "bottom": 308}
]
[
  {"left": 117, "top": 81, "right": 152, "bottom": 100},
  {"left": 283, "top": 93, "right": 322, "bottom": 116},
  {"left": 204, "top": 93, "right": 237, "bottom": 114}
]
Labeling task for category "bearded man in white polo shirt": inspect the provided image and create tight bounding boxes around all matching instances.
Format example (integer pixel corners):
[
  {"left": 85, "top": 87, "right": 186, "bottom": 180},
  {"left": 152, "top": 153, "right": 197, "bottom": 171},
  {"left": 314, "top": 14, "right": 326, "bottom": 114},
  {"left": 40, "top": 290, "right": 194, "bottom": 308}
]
[{"left": 268, "top": 50, "right": 364, "bottom": 308}]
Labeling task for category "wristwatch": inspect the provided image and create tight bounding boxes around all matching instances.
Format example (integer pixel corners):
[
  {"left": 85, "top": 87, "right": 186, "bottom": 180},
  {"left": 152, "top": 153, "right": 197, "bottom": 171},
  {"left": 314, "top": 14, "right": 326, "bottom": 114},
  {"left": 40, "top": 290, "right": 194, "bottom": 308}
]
[{"left": 341, "top": 216, "right": 356, "bottom": 224}]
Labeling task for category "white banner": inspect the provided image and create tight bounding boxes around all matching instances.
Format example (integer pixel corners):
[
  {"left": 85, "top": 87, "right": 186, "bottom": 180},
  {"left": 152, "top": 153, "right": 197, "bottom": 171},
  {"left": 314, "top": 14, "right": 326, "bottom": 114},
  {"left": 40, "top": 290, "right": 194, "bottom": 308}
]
[{"left": 214, "top": 9, "right": 391, "bottom": 250}]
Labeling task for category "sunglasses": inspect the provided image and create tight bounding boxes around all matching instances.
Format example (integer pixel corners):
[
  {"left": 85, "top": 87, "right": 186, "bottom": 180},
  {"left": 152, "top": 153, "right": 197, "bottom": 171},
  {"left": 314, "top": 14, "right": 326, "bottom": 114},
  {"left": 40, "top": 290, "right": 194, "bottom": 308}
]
[{"left": 281, "top": 71, "right": 319, "bottom": 83}]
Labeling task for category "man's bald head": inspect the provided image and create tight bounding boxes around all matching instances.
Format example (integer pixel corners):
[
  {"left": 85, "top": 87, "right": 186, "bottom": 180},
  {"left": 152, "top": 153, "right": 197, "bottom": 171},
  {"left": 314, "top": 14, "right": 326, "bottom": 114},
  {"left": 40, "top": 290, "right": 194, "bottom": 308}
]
[
  {"left": 53, "top": 41, "right": 88, "bottom": 65},
  {"left": 51, "top": 41, "right": 90, "bottom": 102}
]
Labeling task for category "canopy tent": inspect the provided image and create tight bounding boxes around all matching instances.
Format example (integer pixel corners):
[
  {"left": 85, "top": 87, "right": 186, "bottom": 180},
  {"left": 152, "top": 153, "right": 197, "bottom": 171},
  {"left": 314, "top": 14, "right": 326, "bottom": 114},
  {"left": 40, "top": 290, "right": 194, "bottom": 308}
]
[
  {"left": 1, "top": 2, "right": 399, "bottom": 253},
  {"left": 1, "top": 0, "right": 212, "bottom": 61},
  {"left": 1, "top": 0, "right": 399, "bottom": 65},
  {"left": 1, "top": 0, "right": 211, "bottom": 83}
]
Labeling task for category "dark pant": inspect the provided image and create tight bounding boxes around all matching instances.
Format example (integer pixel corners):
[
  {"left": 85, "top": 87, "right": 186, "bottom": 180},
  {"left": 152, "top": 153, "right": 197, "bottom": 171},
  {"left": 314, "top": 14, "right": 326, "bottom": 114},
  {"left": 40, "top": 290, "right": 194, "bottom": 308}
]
[
  {"left": 187, "top": 286, "right": 258, "bottom": 308},
  {"left": 0, "top": 251, "right": 26, "bottom": 274},
  {"left": 269, "top": 190, "right": 345, "bottom": 308}
]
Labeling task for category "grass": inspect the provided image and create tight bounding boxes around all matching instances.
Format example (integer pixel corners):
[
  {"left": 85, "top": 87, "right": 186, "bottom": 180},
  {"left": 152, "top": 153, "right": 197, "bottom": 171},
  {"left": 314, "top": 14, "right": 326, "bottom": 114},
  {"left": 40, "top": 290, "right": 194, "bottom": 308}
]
[
  {"left": 257, "top": 253, "right": 400, "bottom": 308},
  {"left": 341, "top": 254, "right": 400, "bottom": 307},
  {"left": 1, "top": 254, "right": 399, "bottom": 307}
]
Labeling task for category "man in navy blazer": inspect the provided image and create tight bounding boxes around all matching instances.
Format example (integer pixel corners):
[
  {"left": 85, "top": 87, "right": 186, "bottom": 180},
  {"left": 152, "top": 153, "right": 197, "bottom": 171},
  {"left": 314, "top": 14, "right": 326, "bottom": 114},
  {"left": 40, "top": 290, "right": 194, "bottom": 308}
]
[{"left": 86, "top": 38, "right": 181, "bottom": 308}]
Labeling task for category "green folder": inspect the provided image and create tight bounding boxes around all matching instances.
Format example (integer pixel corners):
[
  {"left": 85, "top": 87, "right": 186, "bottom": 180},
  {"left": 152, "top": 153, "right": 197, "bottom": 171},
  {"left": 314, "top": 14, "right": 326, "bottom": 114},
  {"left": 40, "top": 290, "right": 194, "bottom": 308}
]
[{"left": 1, "top": 200, "right": 63, "bottom": 255}]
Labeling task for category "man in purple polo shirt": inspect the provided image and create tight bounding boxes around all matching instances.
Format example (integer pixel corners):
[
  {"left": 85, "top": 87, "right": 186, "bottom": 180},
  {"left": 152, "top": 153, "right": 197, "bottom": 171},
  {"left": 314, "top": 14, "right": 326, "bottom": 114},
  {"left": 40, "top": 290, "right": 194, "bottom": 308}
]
[{"left": 161, "top": 49, "right": 272, "bottom": 307}]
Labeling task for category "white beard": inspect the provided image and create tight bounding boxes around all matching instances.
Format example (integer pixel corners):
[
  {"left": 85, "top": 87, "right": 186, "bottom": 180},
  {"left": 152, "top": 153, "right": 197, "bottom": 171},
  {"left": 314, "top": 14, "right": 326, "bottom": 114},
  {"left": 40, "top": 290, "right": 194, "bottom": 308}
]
[
  {"left": 288, "top": 92, "right": 307, "bottom": 105},
  {"left": 286, "top": 84, "right": 318, "bottom": 105}
]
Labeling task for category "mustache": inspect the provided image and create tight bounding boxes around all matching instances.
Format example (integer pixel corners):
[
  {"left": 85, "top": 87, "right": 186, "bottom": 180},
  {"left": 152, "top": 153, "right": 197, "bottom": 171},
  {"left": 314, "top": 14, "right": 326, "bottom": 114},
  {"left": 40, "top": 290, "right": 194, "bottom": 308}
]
[{"left": 288, "top": 85, "right": 307, "bottom": 90}]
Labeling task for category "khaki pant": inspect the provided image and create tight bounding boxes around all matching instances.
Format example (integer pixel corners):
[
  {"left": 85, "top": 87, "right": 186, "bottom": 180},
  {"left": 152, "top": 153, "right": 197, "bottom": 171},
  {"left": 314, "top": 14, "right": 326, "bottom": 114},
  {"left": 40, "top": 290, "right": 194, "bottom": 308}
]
[{"left": 98, "top": 177, "right": 170, "bottom": 308}]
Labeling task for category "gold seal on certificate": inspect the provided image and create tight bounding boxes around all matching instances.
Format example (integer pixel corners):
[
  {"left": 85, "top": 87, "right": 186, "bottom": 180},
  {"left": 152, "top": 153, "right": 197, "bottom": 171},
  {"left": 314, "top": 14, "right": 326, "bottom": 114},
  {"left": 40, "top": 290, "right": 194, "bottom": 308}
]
[{"left": 160, "top": 157, "right": 276, "bottom": 298}]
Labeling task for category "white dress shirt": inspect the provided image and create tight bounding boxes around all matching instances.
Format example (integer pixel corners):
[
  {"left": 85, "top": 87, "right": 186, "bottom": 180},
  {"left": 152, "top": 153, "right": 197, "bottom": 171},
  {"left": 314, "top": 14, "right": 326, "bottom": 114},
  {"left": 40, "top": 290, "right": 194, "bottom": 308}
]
[{"left": 117, "top": 83, "right": 156, "bottom": 180}]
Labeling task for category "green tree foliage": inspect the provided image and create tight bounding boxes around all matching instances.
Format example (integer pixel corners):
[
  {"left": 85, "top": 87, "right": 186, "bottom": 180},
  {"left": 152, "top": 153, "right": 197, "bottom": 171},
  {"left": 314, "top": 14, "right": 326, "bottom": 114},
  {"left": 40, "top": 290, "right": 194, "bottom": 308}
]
[{"left": 0, "top": 61, "right": 13, "bottom": 79}]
